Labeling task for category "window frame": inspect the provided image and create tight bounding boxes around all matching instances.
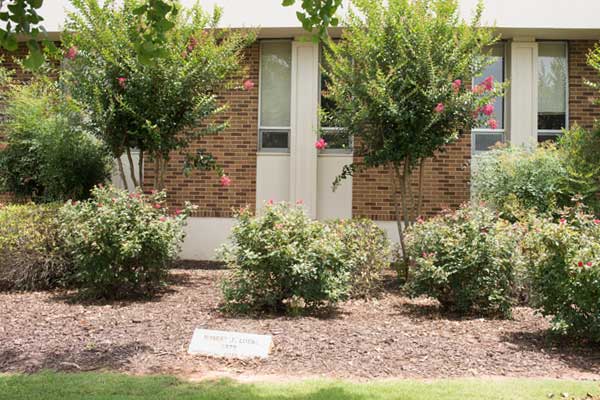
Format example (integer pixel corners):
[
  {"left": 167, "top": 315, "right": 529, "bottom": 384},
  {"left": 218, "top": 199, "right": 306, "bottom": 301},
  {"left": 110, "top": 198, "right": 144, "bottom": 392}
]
[
  {"left": 536, "top": 40, "right": 569, "bottom": 141},
  {"left": 258, "top": 39, "right": 293, "bottom": 153},
  {"left": 471, "top": 41, "right": 507, "bottom": 155}
]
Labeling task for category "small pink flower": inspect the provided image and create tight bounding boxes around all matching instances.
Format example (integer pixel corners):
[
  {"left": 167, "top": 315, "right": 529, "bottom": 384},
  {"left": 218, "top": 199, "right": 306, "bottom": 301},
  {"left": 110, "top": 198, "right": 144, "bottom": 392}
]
[
  {"left": 578, "top": 261, "right": 584, "bottom": 267},
  {"left": 587, "top": 262, "right": 593, "bottom": 267},
  {"left": 434, "top": 103, "right": 445, "bottom": 113},
  {"left": 416, "top": 216, "right": 424, "bottom": 224},
  {"left": 159, "top": 216, "right": 167, "bottom": 222},
  {"left": 296, "top": 199, "right": 304, "bottom": 205},
  {"left": 111, "top": 197, "right": 117, "bottom": 203},
  {"left": 482, "top": 76, "right": 494, "bottom": 91},
  {"left": 243, "top": 79, "right": 255, "bottom": 91},
  {"left": 188, "top": 36, "right": 198, "bottom": 52},
  {"left": 275, "top": 223, "right": 284, "bottom": 229},
  {"left": 422, "top": 252, "right": 428, "bottom": 258},
  {"left": 97, "top": 203, "right": 103, "bottom": 208},
  {"left": 150, "top": 189, "right": 158, "bottom": 195},
  {"left": 315, "top": 138, "right": 328, "bottom": 150},
  {"left": 452, "top": 79, "right": 461, "bottom": 93},
  {"left": 65, "top": 46, "right": 78, "bottom": 60},
  {"left": 175, "top": 208, "right": 182, "bottom": 216},
  {"left": 593, "top": 219, "right": 600, "bottom": 225},
  {"left": 267, "top": 199, "right": 274, "bottom": 205},
  {"left": 98, "top": 183, "right": 104, "bottom": 189},
  {"left": 220, "top": 175, "right": 232, "bottom": 187},
  {"left": 154, "top": 203, "right": 162, "bottom": 209},
  {"left": 472, "top": 85, "right": 485, "bottom": 95},
  {"left": 117, "top": 77, "right": 127, "bottom": 88},
  {"left": 488, "top": 119, "right": 498, "bottom": 130},
  {"left": 482, "top": 104, "right": 495, "bottom": 116},
  {"left": 559, "top": 218, "right": 567, "bottom": 225}
]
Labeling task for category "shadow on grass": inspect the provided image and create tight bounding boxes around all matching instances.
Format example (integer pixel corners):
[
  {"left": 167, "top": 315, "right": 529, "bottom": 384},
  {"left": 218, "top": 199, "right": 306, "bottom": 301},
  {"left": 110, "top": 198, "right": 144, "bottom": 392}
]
[{"left": 0, "top": 373, "right": 370, "bottom": 400}]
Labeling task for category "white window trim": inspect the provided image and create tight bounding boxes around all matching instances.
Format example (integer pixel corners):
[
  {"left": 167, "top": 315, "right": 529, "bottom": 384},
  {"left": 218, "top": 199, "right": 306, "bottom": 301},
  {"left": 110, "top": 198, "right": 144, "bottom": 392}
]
[
  {"left": 536, "top": 41, "right": 569, "bottom": 138},
  {"left": 258, "top": 39, "right": 293, "bottom": 153}
]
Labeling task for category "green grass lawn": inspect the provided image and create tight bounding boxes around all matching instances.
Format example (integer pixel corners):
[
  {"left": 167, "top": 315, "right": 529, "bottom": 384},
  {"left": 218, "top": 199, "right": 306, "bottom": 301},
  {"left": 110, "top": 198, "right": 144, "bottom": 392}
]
[{"left": 0, "top": 372, "right": 598, "bottom": 400}]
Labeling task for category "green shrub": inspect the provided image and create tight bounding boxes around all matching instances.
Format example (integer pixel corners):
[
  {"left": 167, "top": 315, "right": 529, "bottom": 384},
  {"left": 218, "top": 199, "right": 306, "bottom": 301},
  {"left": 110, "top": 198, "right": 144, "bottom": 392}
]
[
  {"left": 521, "top": 205, "right": 600, "bottom": 341},
  {"left": 58, "top": 186, "right": 194, "bottom": 299},
  {"left": 472, "top": 144, "right": 569, "bottom": 221},
  {"left": 328, "top": 219, "right": 392, "bottom": 298},
  {"left": 219, "top": 203, "right": 351, "bottom": 314},
  {"left": 558, "top": 125, "right": 600, "bottom": 214},
  {"left": 0, "top": 203, "right": 71, "bottom": 291},
  {"left": 0, "top": 79, "right": 111, "bottom": 202},
  {"left": 405, "top": 205, "right": 520, "bottom": 318}
]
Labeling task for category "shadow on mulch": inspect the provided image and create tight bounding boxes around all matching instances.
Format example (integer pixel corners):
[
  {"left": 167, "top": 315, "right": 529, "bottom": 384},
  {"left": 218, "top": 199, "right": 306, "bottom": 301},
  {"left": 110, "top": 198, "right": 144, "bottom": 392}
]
[
  {"left": 46, "top": 271, "right": 196, "bottom": 307},
  {"left": 501, "top": 331, "right": 600, "bottom": 373},
  {"left": 33, "top": 342, "right": 151, "bottom": 373},
  {"left": 175, "top": 260, "right": 227, "bottom": 270}
]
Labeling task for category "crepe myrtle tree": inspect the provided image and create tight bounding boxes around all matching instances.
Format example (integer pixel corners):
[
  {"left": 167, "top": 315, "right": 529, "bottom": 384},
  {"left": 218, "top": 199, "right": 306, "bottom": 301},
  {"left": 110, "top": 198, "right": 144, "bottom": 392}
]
[
  {"left": 61, "top": 0, "right": 255, "bottom": 191},
  {"left": 321, "top": 0, "right": 505, "bottom": 271},
  {"left": 282, "top": 0, "right": 343, "bottom": 41}
]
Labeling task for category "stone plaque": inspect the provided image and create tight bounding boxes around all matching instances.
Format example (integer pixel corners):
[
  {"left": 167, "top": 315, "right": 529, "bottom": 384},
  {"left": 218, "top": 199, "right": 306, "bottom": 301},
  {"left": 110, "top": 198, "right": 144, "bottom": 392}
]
[{"left": 188, "top": 329, "right": 273, "bottom": 359}]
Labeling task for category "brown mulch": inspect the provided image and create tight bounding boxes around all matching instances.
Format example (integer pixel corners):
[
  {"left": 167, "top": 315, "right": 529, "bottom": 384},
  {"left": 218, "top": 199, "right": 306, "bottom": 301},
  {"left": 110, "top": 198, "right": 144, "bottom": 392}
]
[{"left": 1, "top": 265, "right": 600, "bottom": 380}]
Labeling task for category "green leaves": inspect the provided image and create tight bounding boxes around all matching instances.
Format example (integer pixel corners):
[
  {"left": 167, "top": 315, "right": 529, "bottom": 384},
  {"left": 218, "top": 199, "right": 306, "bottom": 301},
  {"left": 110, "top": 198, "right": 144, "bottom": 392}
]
[{"left": 283, "top": 0, "right": 343, "bottom": 41}]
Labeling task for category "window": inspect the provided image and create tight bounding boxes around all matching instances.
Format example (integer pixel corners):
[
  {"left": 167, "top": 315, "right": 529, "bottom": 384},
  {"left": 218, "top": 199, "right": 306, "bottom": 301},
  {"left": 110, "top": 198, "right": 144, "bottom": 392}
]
[
  {"left": 472, "top": 43, "right": 505, "bottom": 153},
  {"left": 259, "top": 41, "right": 292, "bottom": 152},
  {"left": 319, "top": 43, "right": 352, "bottom": 154},
  {"left": 537, "top": 42, "right": 568, "bottom": 142}
]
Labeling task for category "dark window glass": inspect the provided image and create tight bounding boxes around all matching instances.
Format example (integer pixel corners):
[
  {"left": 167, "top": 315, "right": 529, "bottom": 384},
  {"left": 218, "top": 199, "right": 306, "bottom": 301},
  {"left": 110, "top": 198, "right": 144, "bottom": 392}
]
[{"left": 260, "top": 130, "right": 289, "bottom": 150}]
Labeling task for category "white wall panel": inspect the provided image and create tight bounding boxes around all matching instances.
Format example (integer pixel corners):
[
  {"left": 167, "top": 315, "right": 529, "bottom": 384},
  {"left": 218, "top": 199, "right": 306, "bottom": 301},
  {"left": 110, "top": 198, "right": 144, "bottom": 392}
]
[
  {"left": 317, "top": 155, "right": 352, "bottom": 220},
  {"left": 256, "top": 153, "right": 290, "bottom": 210}
]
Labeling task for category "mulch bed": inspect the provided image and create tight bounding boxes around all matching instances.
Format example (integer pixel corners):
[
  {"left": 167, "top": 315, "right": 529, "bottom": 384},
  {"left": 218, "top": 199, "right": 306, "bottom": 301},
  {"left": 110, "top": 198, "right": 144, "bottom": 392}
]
[{"left": 1, "top": 265, "right": 600, "bottom": 380}]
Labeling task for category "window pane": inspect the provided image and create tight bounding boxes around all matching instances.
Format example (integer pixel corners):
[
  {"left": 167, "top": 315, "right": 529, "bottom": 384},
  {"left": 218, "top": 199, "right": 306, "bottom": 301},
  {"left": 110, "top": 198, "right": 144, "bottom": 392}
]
[
  {"left": 538, "top": 43, "right": 567, "bottom": 131},
  {"left": 320, "top": 44, "right": 337, "bottom": 127},
  {"left": 474, "top": 43, "right": 504, "bottom": 129},
  {"left": 260, "top": 41, "right": 292, "bottom": 128},
  {"left": 260, "top": 130, "right": 289, "bottom": 150},
  {"left": 474, "top": 132, "right": 504, "bottom": 152},
  {"left": 321, "top": 128, "right": 352, "bottom": 152}
]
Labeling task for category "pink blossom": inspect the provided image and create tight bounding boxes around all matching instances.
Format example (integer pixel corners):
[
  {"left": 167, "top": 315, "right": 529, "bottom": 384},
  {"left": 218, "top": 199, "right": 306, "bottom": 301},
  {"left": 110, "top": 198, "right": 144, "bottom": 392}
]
[
  {"left": 220, "top": 175, "right": 232, "bottom": 187},
  {"left": 560, "top": 218, "right": 567, "bottom": 225},
  {"left": 150, "top": 189, "right": 158, "bottom": 195},
  {"left": 593, "top": 219, "right": 600, "bottom": 225},
  {"left": 452, "top": 79, "right": 461, "bottom": 93},
  {"left": 315, "top": 138, "right": 328, "bottom": 150},
  {"left": 587, "top": 262, "right": 593, "bottom": 267},
  {"left": 416, "top": 216, "right": 424, "bottom": 224},
  {"left": 275, "top": 223, "right": 284, "bottom": 229},
  {"left": 159, "top": 216, "right": 167, "bottom": 222},
  {"left": 472, "top": 85, "right": 485, "bottom": 95},
  {"left": 175, "top": 208, "right": 182, "bottom": 216},
  {"left": 97, "top": 203, "right": 103, "bottom": 208},
  {"left": 243, "top": 79, "right": 255, "bottom": 91},
  {"left": 487, "top": 119, "right": 498, "bottom": 130},
  {"left": 111, "top": 197, "right": 117, "bottom": 203},
  {"left": 117, "top": 77, "right": 127, "bottom": 88},
  {"left": 267, "top": 199, "right": 274, "bottom": 205},
  {"left": 434, "top": 103, "right": 445, "bottom": 113},
  {"left": 422, "top": 252, "right": 428, "bottom": 258},
  {"left": 65, "top": 46, "right": 78, "bottom": 60},
  {"left": 578, "top": 261, "right": 584, "bottom": 267},
  {"left": 188, "top": 36, "right": 198, "bottom": 52},
  {"left": 98, "top": 183, "right": 104, "bottom": 189},
  {"left": 296, "top": 199, "right": 304, "bottom": 205},
  {"left": 482, "top": 104, "right": 495, "bottom": 116},
  {"left": 482, "top": 76, "right": 494, "bottom": 91},
  {"left": 154, "top": 203, "right": 162, "bottom": 209}
]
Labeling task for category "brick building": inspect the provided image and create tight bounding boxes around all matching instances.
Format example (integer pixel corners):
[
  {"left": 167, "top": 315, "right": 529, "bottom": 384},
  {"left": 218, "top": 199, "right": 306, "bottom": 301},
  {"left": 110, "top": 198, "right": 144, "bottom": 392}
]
[{"left": 3, "top": 0, "right": 600, "bottom": 259}]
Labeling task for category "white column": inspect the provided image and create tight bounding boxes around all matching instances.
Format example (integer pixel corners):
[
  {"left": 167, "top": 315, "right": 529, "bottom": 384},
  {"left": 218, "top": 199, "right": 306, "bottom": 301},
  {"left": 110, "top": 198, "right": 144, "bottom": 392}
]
[
  {"left": 289, "top": 40, "right": 320, "bottom": 218},
  {"left": 509, "top": 39, "right": 538, "bottom": 147}
]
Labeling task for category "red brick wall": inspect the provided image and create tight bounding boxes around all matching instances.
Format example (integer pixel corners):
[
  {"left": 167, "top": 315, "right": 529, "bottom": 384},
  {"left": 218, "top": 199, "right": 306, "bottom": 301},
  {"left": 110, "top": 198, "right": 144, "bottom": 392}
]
[
  {"left": 352, "top": 134, "right": 472, "bottom": 220},
  {"left": 569, "top": 40, "right": 600, "bottom": 130},
  {"left": 142, "top": 43, "right": 260, "bottom": 217}
]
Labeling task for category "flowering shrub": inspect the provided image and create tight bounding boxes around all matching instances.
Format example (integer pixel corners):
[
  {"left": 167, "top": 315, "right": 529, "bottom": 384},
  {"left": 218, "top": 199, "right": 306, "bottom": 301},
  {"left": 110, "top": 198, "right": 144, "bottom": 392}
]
[
  {"left": 472, "top": 144, "right": 569, "bottom": 221},
  {"left": 0, "top": 203, "right": 71, "bottom": 291},
  {"left": 219, "top": 202, "right": 351, "bottom": 314},
  {"left": 59, "top": 186, "right": 194, "bottom": 299},
  {"left": 521, "top": 206, "right": 600, "bottom": 341},
  {"left": 328, "top": 219, "right": 392, "bottom": 298},
  {"left": 405, "top": 205, "right": 520, "bottom": 317}
]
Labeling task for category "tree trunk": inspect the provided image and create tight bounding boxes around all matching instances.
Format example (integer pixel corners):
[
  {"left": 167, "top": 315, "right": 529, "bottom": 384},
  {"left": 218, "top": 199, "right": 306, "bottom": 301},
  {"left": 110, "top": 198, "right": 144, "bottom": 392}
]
[
  {"left": 417, "top": 158, "right": 426, "bottom": 218},
  {"left": 116, "top": 156, "right": 129, "bottom": 192},
  {"left": 153, "top": 158, "right": 160, "bottom": 189},
  {"left": 126, "top": 147, "right": 139, "bottom": 188},
  {"left": 392, "top": 164, "right": 409, "bottom": 265},
  {"left": 138, "top": 150, "right": 144, "bottom": 190}
]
